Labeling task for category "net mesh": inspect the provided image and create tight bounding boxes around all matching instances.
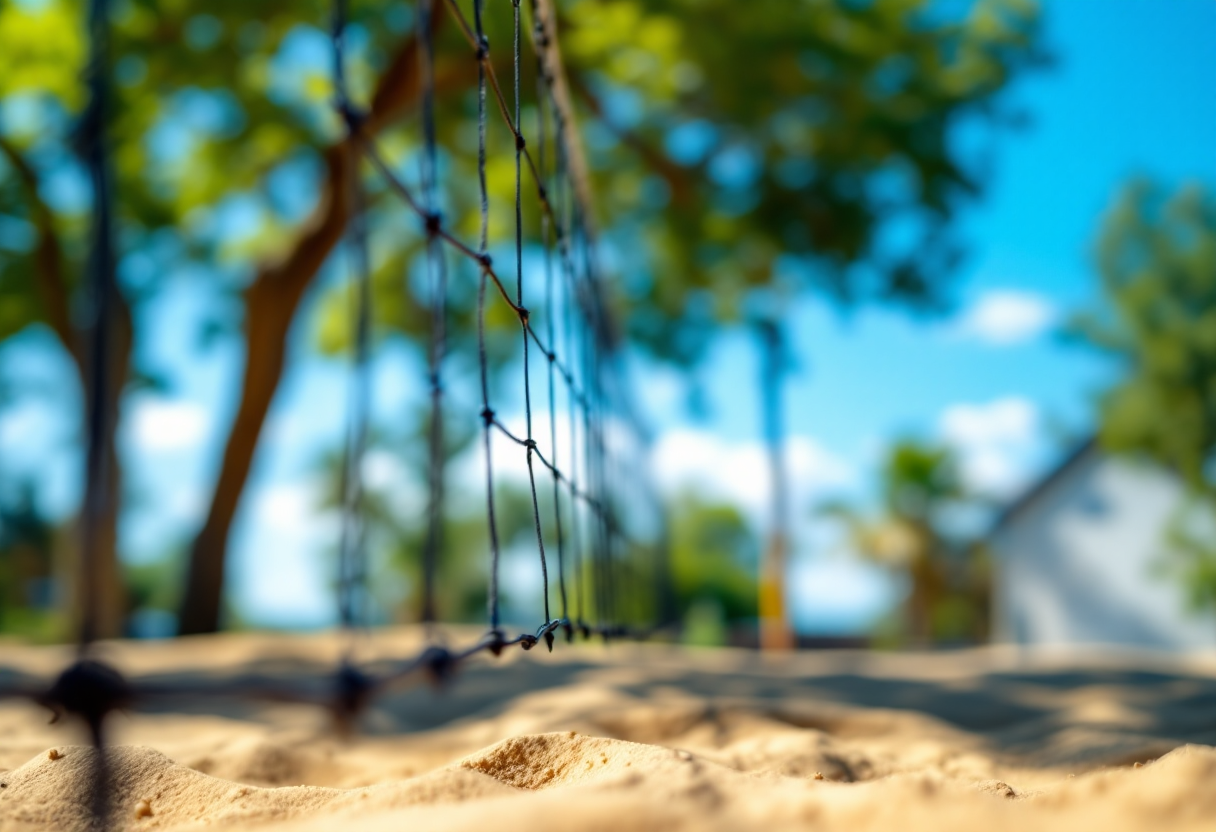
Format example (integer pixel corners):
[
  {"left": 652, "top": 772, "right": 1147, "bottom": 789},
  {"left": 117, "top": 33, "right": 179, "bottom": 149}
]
[
  {"left": 330, "top": 0, "right": 668, "bottom": 649},
  {"left": 0, "top": 0, "right": 674, "bottom": 810}
]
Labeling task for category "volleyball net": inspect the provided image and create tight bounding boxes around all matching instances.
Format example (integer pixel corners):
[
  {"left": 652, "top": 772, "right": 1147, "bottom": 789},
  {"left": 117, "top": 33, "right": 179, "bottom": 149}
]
[{"left": 0, "top": 0, "right": 674, "bottom": 822}]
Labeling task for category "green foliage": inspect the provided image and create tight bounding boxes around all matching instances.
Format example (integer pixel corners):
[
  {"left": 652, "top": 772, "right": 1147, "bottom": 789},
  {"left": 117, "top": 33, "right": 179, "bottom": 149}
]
[
  {"left": 559, "top": 0, "right": 1045, "bottom": 360},
  {"left": 1075, "top": 180, "right": 1216, "bottom": 614},
  {"left": 124, "top": 555, "right": 182, "bottom": 616},
  {"left": 824, "top": 438, "right": 988, "bottom": 645},
  {"left": 0, "top": 480, "right": 64, "bottom": 641},
  {"left": 668, "top": 493, "right": 758, "bottom": 639},
  {"left": 2, "top": 0, "right": 1046, "bottom": 397},
  {"left": 1075, "top": 181, "right": 1216, "bottom": 490},
  {"left": 312, "top": 0, "right": 1046, "bottom": 364},
  {"left": 1160, "top": 497, "right": 1216, "bottom": 616},
  {"left": 881, "top": 439, "right": 963, "bottom": 521}
]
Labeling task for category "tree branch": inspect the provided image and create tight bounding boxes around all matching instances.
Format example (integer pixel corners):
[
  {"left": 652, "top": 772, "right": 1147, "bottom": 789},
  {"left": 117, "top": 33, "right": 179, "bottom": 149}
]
[
  {"left": 0, "top": 137, "right": 82, "bottom": 372},
  {"left": 532, "top": 0, "right": 601, "bottom": 231},
  {"left": 564, "top": 71, "right": 696, "bottom": 208},
  {"left": 180, "top": 10, "right": 452, "bottom": 634}
]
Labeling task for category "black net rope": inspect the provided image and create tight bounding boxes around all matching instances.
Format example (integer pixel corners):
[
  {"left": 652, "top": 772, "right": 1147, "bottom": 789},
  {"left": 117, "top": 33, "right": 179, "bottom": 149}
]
[{"left": 0, "top": 1, "right": 673, "bottom": 819}]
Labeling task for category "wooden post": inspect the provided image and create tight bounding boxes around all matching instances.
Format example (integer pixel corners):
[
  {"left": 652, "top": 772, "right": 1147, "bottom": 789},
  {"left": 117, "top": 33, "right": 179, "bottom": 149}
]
[{"left": 758, "top": 319, "right": 794, "bottom": 651}]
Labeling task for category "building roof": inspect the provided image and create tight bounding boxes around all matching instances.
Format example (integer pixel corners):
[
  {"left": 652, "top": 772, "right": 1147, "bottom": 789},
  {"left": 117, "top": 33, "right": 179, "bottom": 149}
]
[{"left": 990, "top": 436, "right": 1099, "bottom": 536}]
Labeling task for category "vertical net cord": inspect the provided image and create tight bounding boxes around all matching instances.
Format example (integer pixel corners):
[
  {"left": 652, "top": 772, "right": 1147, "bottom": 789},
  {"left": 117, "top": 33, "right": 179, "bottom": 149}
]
[
  {"left": 331, "top": 0, "right": 371, "bottom": 638},
  {"left": 572, "top": 219, "right": 604, "bottom": 634},
  {"left": 78, "top": 0, "right": 113, "bottom": 655},
  {"left": 472, "top": 0, "right": 504, "bottom": 640},
  {"left": 534, "top": 24, "right": 570, "bottom": 640},
  {"left": 528, "top": 0, "right": 586, "bottom": 632},
  {"left": 511, "top": 0, "right": 555, "bottom": 646},
  {"left": 554, "top": 99, "right": 585, "bottom": 633},
  {"left": 74, "top": 0, "right": 117, "bottom": 822},
  {"left": 585, "top": 228, "right": 612, "bottom": 635},
  {"left": 419, "top": 0, "right": 447, "bottom": 629}
]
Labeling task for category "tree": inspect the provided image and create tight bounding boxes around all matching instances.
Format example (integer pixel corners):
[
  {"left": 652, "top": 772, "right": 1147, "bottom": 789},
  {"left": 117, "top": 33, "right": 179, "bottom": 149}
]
[
  {"left": 823, "top": 439, "right": 989, "bottom": 645},
  {"left": 1, "top": 0, "right": 1044, "bottom": 635},
  {"left": 559, "top": 0, "right": 1045, "bottom": 359},
  {"left": 667, "top": 493, "right": 758, "bottom": 646},
  {"left": 1074, "top": 180, "right": 1216, "bottom": 616},
  {"left": 1, "top": 0, "right": 129, "bottom": 635}
]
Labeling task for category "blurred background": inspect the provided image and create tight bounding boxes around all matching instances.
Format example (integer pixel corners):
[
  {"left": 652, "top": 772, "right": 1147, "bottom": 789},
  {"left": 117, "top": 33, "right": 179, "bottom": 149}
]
[{"left": 0, "top": 0, "right": 1213, "bottom": 652}]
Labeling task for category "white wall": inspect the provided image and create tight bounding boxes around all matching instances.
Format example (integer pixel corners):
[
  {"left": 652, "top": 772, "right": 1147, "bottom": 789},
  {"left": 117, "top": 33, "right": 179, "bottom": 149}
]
[{"left": 992, "top": 450, "right": 1216, "bottom": 650}]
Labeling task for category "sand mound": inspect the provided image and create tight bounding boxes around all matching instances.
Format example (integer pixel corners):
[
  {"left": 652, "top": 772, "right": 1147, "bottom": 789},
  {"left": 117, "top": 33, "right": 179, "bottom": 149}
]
[
  {"left": 5, "top": 738, "right": 1216, "bottom": 832},
  {"left": 0, "top": 745, "right": 343, "bottom": 830},
  {"left": 2, "top": 633, "right": 1215, "bottom": 831}
]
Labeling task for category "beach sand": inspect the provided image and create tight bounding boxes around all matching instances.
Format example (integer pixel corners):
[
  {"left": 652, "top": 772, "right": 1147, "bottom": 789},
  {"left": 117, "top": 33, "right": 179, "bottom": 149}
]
[{"left": 1, "top": 629, "right": 1214, "bottom": 831}]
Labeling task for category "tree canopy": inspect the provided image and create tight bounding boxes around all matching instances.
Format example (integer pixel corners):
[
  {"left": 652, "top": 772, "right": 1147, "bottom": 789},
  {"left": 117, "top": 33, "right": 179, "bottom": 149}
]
[
  {"left": 1076, "top": 181, "right": 1216, "bottom": 492},
  {"left": 0, "top": 0, "right": 1044, "bottom": 634}
]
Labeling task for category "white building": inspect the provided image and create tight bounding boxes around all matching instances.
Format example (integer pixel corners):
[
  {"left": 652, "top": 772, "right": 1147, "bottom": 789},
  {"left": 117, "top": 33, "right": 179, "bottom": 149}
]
[{"left": 991, "top": 440, "right": 1216, "bottom": 650}]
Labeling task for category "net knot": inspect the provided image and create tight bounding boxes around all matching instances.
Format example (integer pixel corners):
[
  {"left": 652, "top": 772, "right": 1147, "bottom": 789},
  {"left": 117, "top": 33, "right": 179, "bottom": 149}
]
[
  {"left": 421, "top": 645, "right": 455, "bottom": 684},
  {"left": 332, "top": 661, "right": 374, "bottom": 732},
  {"left": 424, "top": 211, "right": 443, "bottom": 236},
  {"left": 533, "top": 21, "right": 550, "bottom": 48},
  {"left": 480, "top": 407, "right": 495, "bottom": 426},
  {"left": 519, "top": 633, "right": 539, "bottom": 651},
  {"left": 523, "top": 438, "right": 538, "bottom": 451},
  {"left": 336, "top": 100, "right": 367, "bottom": 134},
  {"left": 546, "top": 350, "right": 556, "bottom": 364},
  {"left": 517, "top": 306, "right": 530, "bottom": 324},
  {"left": 537, "top": 620, "right": 560, "bottom": 653},
  {"left": 515, "top": 134, "right": 527, "bottom": 151},
  {"left": 69, "top": 99, "right": 103, "bottom": 159},
  {"left": 478, "top": 252, "right": 493, "bottom": 270},
  {"left": 41, "top": 658, "right": 130, "bottom": 733},
  {"left": 537, "top": 185, "right": 548, "bottom": 202},
  {"left": 486, "top": 628, "right": 507, "bottom": 657},
  {"left": 476, "top": 36, "right": 490, "bottom": 61}
]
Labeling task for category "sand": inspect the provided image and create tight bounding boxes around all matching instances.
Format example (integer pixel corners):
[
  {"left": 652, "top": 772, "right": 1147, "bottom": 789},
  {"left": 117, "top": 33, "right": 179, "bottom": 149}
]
[{"left": 1, "top": 629, "right": 1215, "bottom": 831}]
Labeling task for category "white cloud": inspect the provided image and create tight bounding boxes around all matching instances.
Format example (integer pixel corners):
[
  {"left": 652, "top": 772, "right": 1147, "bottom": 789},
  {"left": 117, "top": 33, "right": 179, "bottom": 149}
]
[
  {"left": 0, "top": 401, "right": 47, "bottom": 450},
  {"left": 652, "top": 428, "right": 856, "bottom": 521},
  {"left": 939, "top": 396, "right": 1036, "bottom": 447},
  {"left": 955, "top": 290, "right": 1056, "bottom": 345},
  {"left": 938, "top": 397, "right": 1040, "bottom": 496},
  {"left": 129, "top": 399, "right": 210, "bottom": 451},
  {"left": 790, "top": 556, "right": 900, "bottom": 634},
  {"left": 362, "top": 448, "right": 424, "bottom": 514},
  {"left": 254, "top": 481, "right": 324, "bottom": 531},
  {"left": 230, "top": 478, "right": 339, "bottom": 628}
]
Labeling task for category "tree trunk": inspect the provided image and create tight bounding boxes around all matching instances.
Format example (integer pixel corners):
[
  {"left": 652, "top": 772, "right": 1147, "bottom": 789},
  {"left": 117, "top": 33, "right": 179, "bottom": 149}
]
[
  {"left": 176, "top": 19, "right": 449, "bottom": 634},
  {"left": 0, "top": 137, "right": 131, "bottom": 639},
  {"left": 84, "top": 319, "right": 131, "bottom": 639},
  {"left": 178, "top": 144, "right": 356, "bottom": 635}
]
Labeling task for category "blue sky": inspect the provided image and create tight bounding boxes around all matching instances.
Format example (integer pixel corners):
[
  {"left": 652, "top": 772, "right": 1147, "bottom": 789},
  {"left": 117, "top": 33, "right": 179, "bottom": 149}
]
[{"left": 2, "top": 0, "right": 1214, "bottom": 634}]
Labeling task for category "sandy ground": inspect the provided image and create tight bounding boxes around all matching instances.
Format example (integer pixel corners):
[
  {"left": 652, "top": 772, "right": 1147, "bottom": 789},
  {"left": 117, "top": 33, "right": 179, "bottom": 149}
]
[{"left": 1, "top": 628, "right": 1215, "bottom": 831}]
